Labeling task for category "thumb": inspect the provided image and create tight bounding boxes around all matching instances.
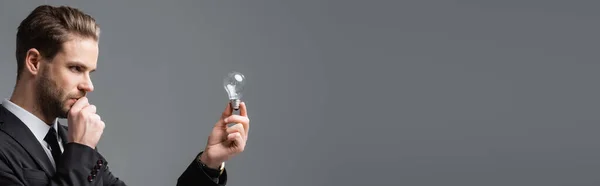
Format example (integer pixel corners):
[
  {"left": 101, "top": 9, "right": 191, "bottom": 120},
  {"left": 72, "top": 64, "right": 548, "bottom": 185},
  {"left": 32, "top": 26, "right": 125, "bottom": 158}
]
[
  {"left": 220, "top": 102, "right": 233, "bottom": 119},
  {"left": 216, "top": 102, "right": 233, "bottom": 127}
]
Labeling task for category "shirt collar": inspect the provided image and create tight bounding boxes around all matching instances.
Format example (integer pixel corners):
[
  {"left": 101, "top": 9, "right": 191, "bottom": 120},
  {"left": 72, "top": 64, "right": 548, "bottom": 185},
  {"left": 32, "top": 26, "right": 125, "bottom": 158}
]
[{"left": 1, "top": 99, "right": 59, "bottom": 143}]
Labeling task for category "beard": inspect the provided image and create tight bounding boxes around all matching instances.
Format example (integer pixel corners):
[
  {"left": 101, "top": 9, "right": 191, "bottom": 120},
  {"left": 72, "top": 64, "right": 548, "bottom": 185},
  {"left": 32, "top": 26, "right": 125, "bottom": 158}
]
[{"left": 36, "top": 69, "right": 83, "bottom": 119}]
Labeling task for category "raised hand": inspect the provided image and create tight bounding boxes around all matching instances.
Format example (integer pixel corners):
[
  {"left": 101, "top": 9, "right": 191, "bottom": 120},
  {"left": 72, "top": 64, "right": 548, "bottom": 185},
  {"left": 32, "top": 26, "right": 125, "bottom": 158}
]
[
  {"left": 200, "top": 102, "right": 250, "bottom": 168},
  {"left": 67, "top": 97, "right": 105, "bottom": 149}
]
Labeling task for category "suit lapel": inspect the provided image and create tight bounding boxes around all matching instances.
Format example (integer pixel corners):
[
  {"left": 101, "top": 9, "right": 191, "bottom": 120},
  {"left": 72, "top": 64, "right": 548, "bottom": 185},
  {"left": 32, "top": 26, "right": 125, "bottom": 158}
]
[{"left": 0, "top": 105, "right": 56, "bottom": 175}]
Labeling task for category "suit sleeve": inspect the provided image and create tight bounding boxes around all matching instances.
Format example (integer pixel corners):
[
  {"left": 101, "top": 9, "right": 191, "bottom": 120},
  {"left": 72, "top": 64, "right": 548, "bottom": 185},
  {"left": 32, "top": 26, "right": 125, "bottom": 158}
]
[
  {"left": 176, "top": 152, "right": 227, "bottom": 186},
  {"left": 0, "top": 143, "right": 126, "bottom": 186},
  {"left": 0, "top": 153, "right": 26, "bottom": 185},
  {"left": 55, "top": 142, "right": 126, "bottom": 185}
]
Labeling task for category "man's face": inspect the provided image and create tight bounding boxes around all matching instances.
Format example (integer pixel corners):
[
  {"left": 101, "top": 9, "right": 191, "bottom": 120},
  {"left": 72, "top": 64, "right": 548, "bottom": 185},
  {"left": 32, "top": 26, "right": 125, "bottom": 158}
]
[{"left": 36, "top": 36, "right": 99, "bottom": 119}]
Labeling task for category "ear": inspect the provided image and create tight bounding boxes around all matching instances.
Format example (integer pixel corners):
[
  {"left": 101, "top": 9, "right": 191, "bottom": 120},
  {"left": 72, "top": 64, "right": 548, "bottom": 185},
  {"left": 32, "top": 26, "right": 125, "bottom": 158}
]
[{"left": 24, "top": 48, "right": 43, "bottom": 76}]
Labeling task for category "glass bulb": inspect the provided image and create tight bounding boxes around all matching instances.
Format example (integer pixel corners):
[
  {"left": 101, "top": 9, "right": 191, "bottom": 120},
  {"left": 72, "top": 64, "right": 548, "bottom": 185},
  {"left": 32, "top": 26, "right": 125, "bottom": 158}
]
[{"left": 223, "top": 71, "right": 245, "bottom": 110}]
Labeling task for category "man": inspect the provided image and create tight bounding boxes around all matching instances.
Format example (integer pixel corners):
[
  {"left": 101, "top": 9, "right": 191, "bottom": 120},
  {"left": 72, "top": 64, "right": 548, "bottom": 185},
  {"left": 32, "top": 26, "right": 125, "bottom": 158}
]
[{"left": 0, "top": 5, "right": 250, "bottom": 186}]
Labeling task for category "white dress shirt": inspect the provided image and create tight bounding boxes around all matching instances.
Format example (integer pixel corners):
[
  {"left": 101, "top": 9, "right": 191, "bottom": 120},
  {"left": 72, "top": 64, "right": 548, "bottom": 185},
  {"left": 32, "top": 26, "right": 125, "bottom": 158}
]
[{"left": 1, "top": 99, "right": 64, "bottom": 169}]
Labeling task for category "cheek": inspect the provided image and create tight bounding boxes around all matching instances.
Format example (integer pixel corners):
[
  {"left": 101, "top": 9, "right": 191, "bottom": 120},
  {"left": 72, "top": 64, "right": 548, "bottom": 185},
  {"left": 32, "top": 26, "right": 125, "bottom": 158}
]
[{"left": 58, "top": 74, "right": 80, "bottom": 92}]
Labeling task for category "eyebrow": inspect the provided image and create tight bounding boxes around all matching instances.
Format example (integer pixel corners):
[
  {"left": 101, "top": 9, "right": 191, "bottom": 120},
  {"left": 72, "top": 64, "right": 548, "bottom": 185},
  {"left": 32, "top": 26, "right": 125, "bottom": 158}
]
[{"left": 67, "top": 61, "right": 96, "bottom": 72}]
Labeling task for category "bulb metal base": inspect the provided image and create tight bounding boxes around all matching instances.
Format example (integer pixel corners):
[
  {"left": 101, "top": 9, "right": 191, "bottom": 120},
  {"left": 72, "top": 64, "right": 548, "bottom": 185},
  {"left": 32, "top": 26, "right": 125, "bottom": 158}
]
[{"left": 230, "top": 99, "right": 241, "bottom": 110}]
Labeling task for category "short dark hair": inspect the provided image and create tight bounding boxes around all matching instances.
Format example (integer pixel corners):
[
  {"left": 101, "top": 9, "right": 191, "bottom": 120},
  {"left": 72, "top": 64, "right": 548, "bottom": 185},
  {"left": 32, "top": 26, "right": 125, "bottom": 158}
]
[{"left": 15, "top": 5, "right": 100, "bottom": 80}]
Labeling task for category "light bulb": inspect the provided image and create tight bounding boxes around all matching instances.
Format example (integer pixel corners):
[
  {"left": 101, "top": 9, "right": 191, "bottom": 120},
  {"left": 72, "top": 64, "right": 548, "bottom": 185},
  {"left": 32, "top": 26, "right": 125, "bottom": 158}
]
[{"left": 223, "top": 71, "right": 246, "bottom": 110}]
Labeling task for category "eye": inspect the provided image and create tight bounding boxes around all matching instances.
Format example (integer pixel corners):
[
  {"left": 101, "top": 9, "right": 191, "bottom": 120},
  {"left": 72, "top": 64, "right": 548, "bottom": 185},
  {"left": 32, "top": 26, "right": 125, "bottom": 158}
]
[{"left": 69, "top": 66, "right": 82, "bottom": 73}]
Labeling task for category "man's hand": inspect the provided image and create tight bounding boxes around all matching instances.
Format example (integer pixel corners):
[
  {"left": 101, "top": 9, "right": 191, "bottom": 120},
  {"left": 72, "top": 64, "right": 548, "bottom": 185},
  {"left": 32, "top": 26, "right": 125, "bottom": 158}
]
[
  {"left": 67, "top": 97, "right": 105, "bottom": 149},
  {"left": 200, "top": 101, "right": 250, "bottom": 169}
]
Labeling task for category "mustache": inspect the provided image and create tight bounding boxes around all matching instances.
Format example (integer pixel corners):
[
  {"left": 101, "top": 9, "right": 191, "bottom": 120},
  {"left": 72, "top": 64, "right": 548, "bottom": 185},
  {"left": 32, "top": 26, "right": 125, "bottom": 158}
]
[{"left": 68, "top": 92, "right": 86, "bottom": 100}]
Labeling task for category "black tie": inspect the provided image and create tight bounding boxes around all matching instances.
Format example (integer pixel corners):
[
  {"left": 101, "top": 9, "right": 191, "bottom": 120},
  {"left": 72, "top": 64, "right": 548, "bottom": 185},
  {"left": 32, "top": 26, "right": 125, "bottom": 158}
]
[{"left": 44, "top": 127, "right": 62, "bottom": 165}]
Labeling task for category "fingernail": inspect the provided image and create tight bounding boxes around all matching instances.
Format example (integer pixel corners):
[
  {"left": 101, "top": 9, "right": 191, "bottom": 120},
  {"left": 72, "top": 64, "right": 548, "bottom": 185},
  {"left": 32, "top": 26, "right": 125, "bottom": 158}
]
[{"left": 224, "top": 118, "right": 228, "bottom": 123}]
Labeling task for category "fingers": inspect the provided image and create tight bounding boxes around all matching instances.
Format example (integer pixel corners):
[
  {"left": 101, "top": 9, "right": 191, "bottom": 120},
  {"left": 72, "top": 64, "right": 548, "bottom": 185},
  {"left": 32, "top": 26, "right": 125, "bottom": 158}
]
[
  {"left": 224, "top": 115, "right": 249, "bottom": 132},
  {"left": 227, "top": 132, "right": 245, "bottom": 151},
  {"left": 91, "top": 113, "right": 101, "bottom": 121},
  {"left": 217, "top": 101, "right": 250, "bottom": 132},
  {"left": 239, "top": 102, "right": 247, "bottom": 116},
  {"left": 98, "top": 120, "right": 106, "bottom": 130},
  {"left": 69, "top": 97, "right": 89, "bottom": 115},
  {"left": 82, "top": 104, "right": 97, "bottom": 114},
  {"left": 226, "top": 123, "right": 246, "bottom": 140},
  {"left": 89, "top": 114, "right": 105, "bottom": 129}
]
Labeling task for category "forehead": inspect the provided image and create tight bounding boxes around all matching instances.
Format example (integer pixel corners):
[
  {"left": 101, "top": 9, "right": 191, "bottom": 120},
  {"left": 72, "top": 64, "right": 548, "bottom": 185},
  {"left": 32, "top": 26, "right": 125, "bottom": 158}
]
[{"left": 54, "top": 36, "right": 99, "bottom": 68}]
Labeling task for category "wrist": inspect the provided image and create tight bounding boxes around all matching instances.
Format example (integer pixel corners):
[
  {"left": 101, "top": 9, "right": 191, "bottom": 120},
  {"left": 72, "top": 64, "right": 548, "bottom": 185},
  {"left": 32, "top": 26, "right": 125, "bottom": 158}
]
[
  {"left": 70, "top": 140, "right": 96, "bottom": 149},
  {"left": 199, "top": 151, "right": 222, "bottom": 169}
]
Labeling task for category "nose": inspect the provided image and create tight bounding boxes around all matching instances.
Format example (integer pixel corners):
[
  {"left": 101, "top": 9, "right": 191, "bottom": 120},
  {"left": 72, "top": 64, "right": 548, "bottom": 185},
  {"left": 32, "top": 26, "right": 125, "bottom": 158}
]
[{"left": 78, "top": 75, "right": 94, "bottom": 93}]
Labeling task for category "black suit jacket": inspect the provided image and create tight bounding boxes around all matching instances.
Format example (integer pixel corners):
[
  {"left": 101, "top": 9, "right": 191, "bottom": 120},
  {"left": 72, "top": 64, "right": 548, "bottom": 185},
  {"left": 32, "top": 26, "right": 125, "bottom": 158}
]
[{"left": 0, "top": 105, "right": 227, "bottom": 185}]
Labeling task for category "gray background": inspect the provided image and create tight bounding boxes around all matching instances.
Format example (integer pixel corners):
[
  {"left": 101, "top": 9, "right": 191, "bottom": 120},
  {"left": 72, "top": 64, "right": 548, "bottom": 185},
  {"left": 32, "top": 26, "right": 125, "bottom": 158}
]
[{"left": 1, "top": 0, "right": 600, "bottom": 185}]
